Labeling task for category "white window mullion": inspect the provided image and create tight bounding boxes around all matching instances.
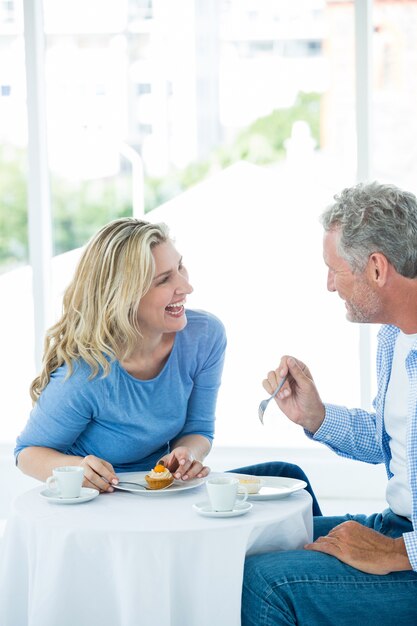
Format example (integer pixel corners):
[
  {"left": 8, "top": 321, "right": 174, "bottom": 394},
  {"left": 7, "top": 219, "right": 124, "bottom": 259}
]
[
  {"left": 23, "top": 0, "right": 52, "bottom": 370},
  {"left": 355, "top": 0, "right": 373, "bottom": 410}
]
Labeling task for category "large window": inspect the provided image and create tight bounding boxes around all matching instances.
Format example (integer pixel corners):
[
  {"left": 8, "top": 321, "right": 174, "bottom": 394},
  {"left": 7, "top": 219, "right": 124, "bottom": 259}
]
[
  {"left": 0, "top": 0, "right": 26, "bottom": 271},
  {"left": 372, "top": 1, "right": 417, "bottom": 192},
  {"left": 2, "top": 0, "right": 414, "bottom": 449}
]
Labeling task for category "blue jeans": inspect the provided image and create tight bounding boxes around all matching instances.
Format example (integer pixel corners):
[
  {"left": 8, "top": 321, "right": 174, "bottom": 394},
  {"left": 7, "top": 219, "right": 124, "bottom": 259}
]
[
  {"left": 229, "top": 461, "right": 322, "bottom": 516},
  {"left": 242, "top": 508, "right": 417, "bottom": 625}
]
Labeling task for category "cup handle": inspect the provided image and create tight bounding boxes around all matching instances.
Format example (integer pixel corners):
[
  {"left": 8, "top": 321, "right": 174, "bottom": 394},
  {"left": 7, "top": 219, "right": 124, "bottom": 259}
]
[
  {"left": 46, "top": 476, "right": 59, "bottom": 493},
  {"left": 237, "top": 486, "right": 248, "bottom": 503}
]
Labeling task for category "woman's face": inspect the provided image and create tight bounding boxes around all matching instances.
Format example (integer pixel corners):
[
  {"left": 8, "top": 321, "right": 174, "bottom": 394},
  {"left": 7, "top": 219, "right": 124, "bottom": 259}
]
[{"left": 136, "top": 240, "right": 193, "bottom": 337}]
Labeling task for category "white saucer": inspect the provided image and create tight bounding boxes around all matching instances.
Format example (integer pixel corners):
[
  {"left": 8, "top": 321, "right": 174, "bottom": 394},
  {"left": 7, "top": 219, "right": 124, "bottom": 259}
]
[
  {"left": 192, "top": 500, "right": 252, "bottom": 518},
  {"left": 40, "top": 487, "right": 99, "bottom": 504}
]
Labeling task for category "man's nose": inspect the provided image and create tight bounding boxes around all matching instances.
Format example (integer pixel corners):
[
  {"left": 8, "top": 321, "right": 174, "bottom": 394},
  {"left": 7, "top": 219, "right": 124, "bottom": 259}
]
[{"left": 327, "top": 270, "right": 336, "bottom": 292}]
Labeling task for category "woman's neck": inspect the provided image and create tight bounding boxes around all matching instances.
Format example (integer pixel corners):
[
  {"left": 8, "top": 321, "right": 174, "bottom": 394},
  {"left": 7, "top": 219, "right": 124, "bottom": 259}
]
[{"left": 120, "top": 332, "right": 175, "bottom": 380}]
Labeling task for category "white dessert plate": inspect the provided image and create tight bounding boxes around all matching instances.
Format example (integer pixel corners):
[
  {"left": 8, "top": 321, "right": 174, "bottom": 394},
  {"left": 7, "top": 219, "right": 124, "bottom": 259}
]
[
  {"left": 193, "top": 501, "right": 253, "bottom": 518},
  {"left": 40, "top": 487, "right": 99, "bottom": 504},
  {"left": 230, "top": 474, "right": 307, "bottom": 501},
  {"left": 114, "top": 471, "right": 205, "bottom": 496}
]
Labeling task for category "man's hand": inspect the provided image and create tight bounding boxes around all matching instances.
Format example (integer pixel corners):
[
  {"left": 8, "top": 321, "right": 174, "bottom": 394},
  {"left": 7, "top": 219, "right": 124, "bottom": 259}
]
[
  {"left": 263, "top": 356, "right": 325, "bottom": 433},
  {"left": 305, "top": 520, "right": 412, "bottom": 574}
]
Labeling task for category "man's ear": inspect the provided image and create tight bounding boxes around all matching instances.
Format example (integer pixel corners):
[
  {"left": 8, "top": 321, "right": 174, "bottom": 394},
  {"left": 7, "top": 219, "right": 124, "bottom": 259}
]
[{"left": 368, "top": 252, "right": 389, "bottom": 285}]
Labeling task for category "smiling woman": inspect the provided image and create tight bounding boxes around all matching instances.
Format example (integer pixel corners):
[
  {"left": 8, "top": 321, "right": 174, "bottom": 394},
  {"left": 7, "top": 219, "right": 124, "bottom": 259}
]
[
  {"left": 134, "top": 241, "right": 193, "bottom": 339},
  {"left": 120, "top": 241, "right": 194, "bottom": 381},
  {"left": 15, "top": 218, "right": 227, "bottom": 493}
]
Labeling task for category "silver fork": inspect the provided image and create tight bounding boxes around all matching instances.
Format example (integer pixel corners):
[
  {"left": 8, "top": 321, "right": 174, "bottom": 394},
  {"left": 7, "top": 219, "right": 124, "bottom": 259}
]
[
  {"left": 116, "top": 481, "right": 148, "bottom": 490},
  {"left": 116, "top": 481, "right": 172, "bottom": 491},
  {"left": 258, "top": 375, "right": 288, "bottom": 425}
]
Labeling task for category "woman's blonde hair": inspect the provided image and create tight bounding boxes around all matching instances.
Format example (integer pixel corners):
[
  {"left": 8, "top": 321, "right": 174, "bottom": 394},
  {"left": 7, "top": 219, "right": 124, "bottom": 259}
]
[{"left": 30, "top": 217, "right": 169, "bottom": 403}]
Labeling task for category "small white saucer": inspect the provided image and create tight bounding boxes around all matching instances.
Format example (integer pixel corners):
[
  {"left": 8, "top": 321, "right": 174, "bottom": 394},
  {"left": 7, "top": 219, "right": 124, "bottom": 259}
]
[
  {"left": 192, "top": 500, "right": 253, "bottom": 518},
  {"left": 40, "top": 487, "right": 99, "bottom": 504}
]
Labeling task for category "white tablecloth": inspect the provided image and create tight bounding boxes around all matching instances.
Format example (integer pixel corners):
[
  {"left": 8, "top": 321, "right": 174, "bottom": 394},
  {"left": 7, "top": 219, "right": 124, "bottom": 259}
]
[{"left": 0, "top": 475, "right": 312, "bottom": 626}]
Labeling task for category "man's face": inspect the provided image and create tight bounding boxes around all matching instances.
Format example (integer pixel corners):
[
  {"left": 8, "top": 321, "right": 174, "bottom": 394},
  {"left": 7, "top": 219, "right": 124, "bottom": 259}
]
[{"left": 323, "top": 228, "right": 382, "bottom": 323}]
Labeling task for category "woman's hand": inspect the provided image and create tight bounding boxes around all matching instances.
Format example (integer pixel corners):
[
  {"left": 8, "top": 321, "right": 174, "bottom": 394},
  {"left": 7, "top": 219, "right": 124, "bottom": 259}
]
[
  {"left": 160, "top": 447, "right": 210, "bottom": 481},
  {"left": 79, "top": 455, "right": 119, "bottom": 493},
  {"left": 263, "top": 355, "right": 325, "bottom": 434}
]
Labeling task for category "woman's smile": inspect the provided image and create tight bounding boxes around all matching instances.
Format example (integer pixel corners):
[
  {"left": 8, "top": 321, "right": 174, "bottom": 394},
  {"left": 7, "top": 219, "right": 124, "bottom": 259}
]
[
  {"left": 136, "top": 240, "right": 193, "bottom": 336},
  {"left": 165, "top": 299, "right": 186, "bottom": 318}
]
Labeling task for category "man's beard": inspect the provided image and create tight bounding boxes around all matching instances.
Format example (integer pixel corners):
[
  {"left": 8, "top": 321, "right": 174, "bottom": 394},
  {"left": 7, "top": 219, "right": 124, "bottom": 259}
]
[{"left": 345, "top": 280, "right": 381, "bottom": 323}]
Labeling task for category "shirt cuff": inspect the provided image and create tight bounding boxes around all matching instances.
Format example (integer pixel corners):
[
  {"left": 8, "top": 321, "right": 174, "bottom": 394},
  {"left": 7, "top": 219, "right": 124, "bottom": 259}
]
[
  {"left": 403, "top": 530, "right": 417, "bottom": 572},
  {"left": 304, "top": 404, "right": 344, "bottom": 441}
]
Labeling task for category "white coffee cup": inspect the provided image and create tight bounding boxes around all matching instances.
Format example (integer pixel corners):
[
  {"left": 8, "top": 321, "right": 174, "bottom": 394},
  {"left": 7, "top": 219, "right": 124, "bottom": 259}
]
[
  {"left": 206, "top": 476, "right": 248, "bottom": 512},
  {"left": 46, "top": 466, "right": 84, "bottom": 499}
]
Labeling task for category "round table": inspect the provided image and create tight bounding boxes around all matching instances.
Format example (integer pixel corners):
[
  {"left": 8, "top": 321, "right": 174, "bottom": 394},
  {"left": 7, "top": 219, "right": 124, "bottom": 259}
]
[{"left": 0, "top": 474, "right": 312, "bottom": 626}]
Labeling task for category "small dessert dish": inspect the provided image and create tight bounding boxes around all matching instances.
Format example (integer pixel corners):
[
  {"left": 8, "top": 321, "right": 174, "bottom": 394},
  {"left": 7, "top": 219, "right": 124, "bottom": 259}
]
[
  {"left": 238, "top": 477, "right": 265, "bottom": 495},
  {"left": 145, "top": 463, "right": 174, "bottom": 490}
]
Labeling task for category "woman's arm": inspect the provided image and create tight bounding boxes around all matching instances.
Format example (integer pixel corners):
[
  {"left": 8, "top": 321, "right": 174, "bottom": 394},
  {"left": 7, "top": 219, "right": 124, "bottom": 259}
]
[
  {"left": 160, "top": 434, "right": 212, "bottom": 480},
  {"left": 17, "top": 446, "right": 119, "bottom": 493}
]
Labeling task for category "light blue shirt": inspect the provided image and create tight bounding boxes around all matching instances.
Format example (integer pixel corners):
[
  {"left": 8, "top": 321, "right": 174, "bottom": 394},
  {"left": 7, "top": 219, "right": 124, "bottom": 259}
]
[
  {"left": 15, "top": 310, "right": 226, "bottom": 472},
  {"left": 309, "top": 324, "right": 417, "bottom": 571}
]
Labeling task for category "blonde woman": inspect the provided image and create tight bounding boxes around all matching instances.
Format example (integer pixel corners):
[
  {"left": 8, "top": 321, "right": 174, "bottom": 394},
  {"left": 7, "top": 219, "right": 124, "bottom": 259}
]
[{"left": 16, "top": 218, "right": 226, "bottom": 493}]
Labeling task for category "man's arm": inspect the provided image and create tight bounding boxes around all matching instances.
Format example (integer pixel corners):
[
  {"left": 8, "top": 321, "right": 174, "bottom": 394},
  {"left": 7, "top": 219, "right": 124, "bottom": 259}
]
[
  {"left": 267, "top": 356, "right": 384, "bottom": 461},
  {"left": 305, "top": 520, "right": 412, "bottom": 574}
]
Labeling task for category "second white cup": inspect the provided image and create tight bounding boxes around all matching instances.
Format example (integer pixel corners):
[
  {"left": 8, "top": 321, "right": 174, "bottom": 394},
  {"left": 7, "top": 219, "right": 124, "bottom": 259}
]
[
  {"left": 46, "top": 466, "right": 84, "bottom": 499},
  {"left": 206, "top": 476, "right": 248, "bottom": 512}
]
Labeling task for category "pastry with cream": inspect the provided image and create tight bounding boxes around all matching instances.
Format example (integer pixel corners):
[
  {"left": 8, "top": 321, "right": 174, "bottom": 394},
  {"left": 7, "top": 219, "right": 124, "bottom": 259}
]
[
  {"left": 238, "top": 477, "right": 265, "bottom": 494},
  {"left": 145, "top": 463, "right": 174, "bottom": 490}
]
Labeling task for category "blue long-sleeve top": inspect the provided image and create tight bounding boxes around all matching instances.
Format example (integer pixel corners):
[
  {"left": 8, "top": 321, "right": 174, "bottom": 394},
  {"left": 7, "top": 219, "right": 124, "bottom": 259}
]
[{"left": 15, "top": 310, "right": 226, "bottom": 472}]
